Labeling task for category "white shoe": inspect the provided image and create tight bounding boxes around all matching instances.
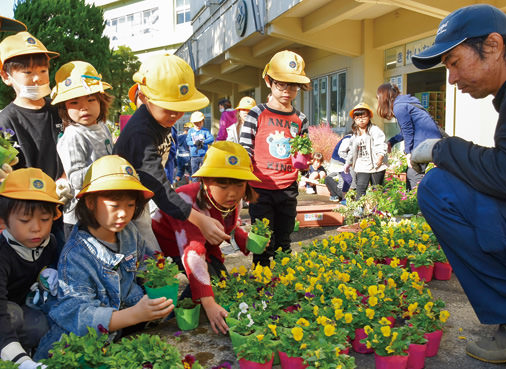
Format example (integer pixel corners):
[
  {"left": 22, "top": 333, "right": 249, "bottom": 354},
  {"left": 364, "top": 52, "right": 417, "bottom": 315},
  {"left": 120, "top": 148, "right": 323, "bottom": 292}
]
[{"left": 306, "top": 187, "right": 315, "bottom": 194}]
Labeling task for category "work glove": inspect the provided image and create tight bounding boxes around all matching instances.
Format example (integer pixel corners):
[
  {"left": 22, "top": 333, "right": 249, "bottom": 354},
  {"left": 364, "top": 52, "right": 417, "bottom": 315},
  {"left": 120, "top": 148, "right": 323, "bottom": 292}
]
[
  {"left": 19, "top": 359, "right": 47, "bottom": 369},
  {"left": 55, "top": 178, "right": 74, "bottom": 204},
  {"left": 0, "top": 157, "right": 18, "bottom": 180},
  {"left": 40, "top": 268, "right": 58, "bottom": 296},
  {"left": 410, "top": 138, "right": 440, "bottom": 174}
]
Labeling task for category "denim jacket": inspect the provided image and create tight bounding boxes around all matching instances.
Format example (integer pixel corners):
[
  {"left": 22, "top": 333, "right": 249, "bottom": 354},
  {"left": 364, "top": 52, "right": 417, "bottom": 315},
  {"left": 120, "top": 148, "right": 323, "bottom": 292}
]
[{"left": 34, "top": 223, "right": 146, "bottom": 359}]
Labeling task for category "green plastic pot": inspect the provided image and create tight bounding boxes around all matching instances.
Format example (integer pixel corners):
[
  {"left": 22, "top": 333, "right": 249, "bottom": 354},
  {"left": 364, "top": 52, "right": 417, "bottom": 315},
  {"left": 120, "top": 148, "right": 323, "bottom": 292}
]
[
  {"left": 247, "top": 232, "right": 269, "bottom": 254},
  {"left": 293, "top": 220, "right": 300, "bottom": 232},
  {"left": 175, "top": 304, "right": 201, "bottom": 330},
  {"left": 144, "top": 282, "right": 179, "bottom": 307},
  {"left": 0, "top": 145, "right": 18, "bottom": 166}
]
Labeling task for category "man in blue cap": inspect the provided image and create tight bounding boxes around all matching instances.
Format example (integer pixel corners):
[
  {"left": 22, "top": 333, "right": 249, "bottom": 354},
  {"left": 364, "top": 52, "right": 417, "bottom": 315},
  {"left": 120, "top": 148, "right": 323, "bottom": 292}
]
[{"left": 410, "top": 4, "right": 506, "bottom": 364}]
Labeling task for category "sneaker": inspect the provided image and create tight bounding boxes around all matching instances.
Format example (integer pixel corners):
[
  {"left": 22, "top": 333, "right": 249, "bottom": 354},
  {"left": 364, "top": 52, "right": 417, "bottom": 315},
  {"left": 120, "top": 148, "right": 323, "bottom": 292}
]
[
  {"left": 306, "top": 187, "right": 315, "bottom": 194},
  {"left": 466, "top": 325, "right": 506, "bottom": 363},
  {"left": 340, "top": 199, "right": 347, "bottom": 206},
  {"left": 329, "top": 196, "right": 340, "bottom": 202}
]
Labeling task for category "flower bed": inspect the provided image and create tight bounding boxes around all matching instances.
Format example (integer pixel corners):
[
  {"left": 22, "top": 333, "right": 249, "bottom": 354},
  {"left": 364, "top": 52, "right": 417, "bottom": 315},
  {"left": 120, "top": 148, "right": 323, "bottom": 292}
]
[{"left": 214, "top": 217, "right": 450, "bottom": 367}]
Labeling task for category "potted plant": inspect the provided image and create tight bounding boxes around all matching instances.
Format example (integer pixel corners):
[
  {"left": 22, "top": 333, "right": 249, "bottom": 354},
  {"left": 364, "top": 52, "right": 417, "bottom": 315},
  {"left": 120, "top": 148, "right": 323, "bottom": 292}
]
[
  {"left": 409, "top": 298, "right": 450, "bottom": 357},
  {"left": 137, "top": 251, "right": 180, "bottom": 306},
  {"left": 174, "top": 297, "right": 201, "bottom": 331},
  {"left": 362, "top": 324, "right": 410, "bottom": 369},
  {"left": 432, "top": 247, "right": 452, "bottom": 280},
  {"left": 41, "top": 326, "right": 110, "bottom": 368},
  {"left": 0, "top": 362, "right": 19, "bottom": 369},
  {"left": 290, "top": 134, "right": 313, "bottom": 170},
  {"left": 107, "top": 333, "right": 186, "bottom": 368},
  {"left": 276, "top": 325, "right": 309, "bottom": 369},
  {"left": 409, "top": 244, "right": 434, "bottom": 282},
  {"left": 0, "top": 127, "right": 18, "bottom": 167},
  {"left": 405, "top": 325, "right": 428, "bottom": 369},
  {"left": 236, "top": 332, "right": 276, "bottom": 369},
  {"left": 247, "top": 218, "right": 272, "bottom": 254}
]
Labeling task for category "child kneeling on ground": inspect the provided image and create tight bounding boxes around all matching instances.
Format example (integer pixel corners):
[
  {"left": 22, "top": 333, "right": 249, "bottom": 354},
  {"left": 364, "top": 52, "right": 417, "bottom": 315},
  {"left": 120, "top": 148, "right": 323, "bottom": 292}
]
[
  {"left": 0, "top": 168, "right": 63, "bottom": 369},
  {"left": 152, "top": 141, "right": 259, "bottom": 335},
  {"left": 35, "top": 155, "right": 174, "bottom": 359}
]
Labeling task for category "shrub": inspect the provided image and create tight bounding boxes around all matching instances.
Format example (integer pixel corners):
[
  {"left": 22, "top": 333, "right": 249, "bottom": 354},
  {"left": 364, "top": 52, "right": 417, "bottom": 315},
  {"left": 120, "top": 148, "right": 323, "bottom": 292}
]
[{"left": 308, "top": 124, "right": 341, "bottom": 162}]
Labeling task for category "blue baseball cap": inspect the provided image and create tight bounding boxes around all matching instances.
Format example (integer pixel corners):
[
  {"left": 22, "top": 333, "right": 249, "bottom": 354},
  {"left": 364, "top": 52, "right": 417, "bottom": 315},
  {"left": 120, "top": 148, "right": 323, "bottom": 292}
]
[{"left": 412, "top": 4, "right": 506, "bottom": 70}]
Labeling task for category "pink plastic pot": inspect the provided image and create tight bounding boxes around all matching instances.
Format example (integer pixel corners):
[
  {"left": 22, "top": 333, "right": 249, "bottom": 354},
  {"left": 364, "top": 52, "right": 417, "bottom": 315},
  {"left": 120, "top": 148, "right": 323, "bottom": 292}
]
[
  {"left": 386, "top": 316, "right": 396, "bottom": 327},
  {"left": 399, "top": 258, "right": 408, "bottom": 268},
  {"left": 352, "top": 328, "right": 374, "bottom": 354},
  {"left": 291, "top": 153, "right": 311, "bottom": 170},
  {"left": 424, "top": 330, "right": 443, "bottom": 357},
  {"left": 278, "top": 351, "right": 308, "bottom": 369},
  {"left": 410, "top": 264, "right": 434, "bottom": 282},
  {"left": 374, "top": 353, "right": 408, "bottom": 369},
  {"left": 239, "top": 354, "right": 274, "bottom": 369},
  {"left": 407, "top": 343, "right": 427, "bottom": 369},
  {"left": 434, "top": 262, "right": 452, "bottom": 280}
]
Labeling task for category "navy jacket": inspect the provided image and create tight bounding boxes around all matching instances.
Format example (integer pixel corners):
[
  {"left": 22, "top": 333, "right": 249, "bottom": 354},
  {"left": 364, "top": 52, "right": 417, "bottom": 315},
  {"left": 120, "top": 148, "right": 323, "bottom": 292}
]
[{"left": 433, "top": 82, "right": 506, "bottom": 200}]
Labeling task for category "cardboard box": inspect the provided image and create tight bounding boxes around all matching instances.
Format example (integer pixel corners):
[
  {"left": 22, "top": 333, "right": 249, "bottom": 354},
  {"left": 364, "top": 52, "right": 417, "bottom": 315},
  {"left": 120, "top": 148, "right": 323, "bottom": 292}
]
[{"left": 296, "top": 204, "right": 344, "bottom": 228}]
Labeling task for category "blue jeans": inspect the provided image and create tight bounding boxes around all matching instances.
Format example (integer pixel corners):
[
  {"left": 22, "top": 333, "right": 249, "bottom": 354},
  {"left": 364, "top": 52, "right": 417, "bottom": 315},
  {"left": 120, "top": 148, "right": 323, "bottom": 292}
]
[
  {"left": 176, "top": 155, "right": 191, "bottom": 179},
  {"left": 190, "top": 156, "right": 204, "bottom": 182},
  {"left": 418, "top": 168, "right": 506, "bottom": 324}
]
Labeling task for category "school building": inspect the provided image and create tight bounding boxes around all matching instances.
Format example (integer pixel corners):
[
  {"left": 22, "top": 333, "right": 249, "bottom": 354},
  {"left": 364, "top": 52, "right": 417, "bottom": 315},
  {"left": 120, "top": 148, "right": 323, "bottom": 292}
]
[
  {"left": 86, "top": 0, "right": 193, "bottom": 62},
  {"left": 176, "top": 0, "right": 506, "bottom": 146}
]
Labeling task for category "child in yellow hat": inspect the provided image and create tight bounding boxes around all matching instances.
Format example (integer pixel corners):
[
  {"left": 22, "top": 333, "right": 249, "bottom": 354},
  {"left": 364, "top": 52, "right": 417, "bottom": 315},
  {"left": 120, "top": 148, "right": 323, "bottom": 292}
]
[
  {"left": 114, "top": 54, "right": 230, "bottom": 247},
  {"left": 0, "top": 32, "right": 62, "bottom": 180},
  {"left": 239, "top": 50, "right": 310, "bottom": 267},
  {"left": 0, "top": 168, "right": 63, "bottom": 369},
  {"left": 226, "top": 96, "right": 256, "bottom": 144},
  {"left": 152, "top": 141, "right": 259, "bottom": 335},
  {"left": 51, "top": 61, "right": 114, "bottom": 238},
  {"left": 35, "top": 155, "right": 173, "bottom": 360},
  {"left": 187, "top": 110, "right": 214, "bottom": 181}
]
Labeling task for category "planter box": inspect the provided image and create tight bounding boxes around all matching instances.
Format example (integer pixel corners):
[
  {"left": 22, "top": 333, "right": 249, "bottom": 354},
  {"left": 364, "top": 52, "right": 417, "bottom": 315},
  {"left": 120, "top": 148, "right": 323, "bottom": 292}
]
[
  {"left": 296, "top": 204, "right": 343, "bottom": 228},
  {"left": 315, "top": 184, "right": 330, "bottom": 196}
]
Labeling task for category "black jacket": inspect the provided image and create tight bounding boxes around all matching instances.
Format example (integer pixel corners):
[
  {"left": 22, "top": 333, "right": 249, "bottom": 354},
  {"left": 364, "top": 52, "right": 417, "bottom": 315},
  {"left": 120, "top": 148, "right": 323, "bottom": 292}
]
[{"left": 113, "top": 105, "right": 191, "bottom": 220}]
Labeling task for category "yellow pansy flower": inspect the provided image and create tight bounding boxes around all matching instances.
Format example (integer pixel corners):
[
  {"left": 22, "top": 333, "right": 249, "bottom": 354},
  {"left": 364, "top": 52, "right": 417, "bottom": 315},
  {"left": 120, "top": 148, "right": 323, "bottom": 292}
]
[
  {"left": 256, "top": 334, "right": 264, "bottom": 341},
  {"left": 236, "top": 291, "right": 244, "bottom": 299},
  {"left": 296, "top": 318, "right": 310, "bottom": 327},
  {"left": 369, "top": 296, "right": 378, "bottom": 307},
  {"left": 440, "top": 310, "right": 450, "bottom": 323},
  {"left": 324, "top": 324, "right": 336, "bottom": 337},
  {"left": 268, "top": 324, "right": 277, "bottom": 337},
  {"left": 366, "top": 308, "right": 375, "bottom": 320},
  {"left": 292, "top": 327, "right": 303, "bottom": 341},
  {"left": 281, "top": 257, "right": 290, "bottom": 266},
  {"left": 381, "top": 325, "right": 391, "bottom": 337},
  {"left": 344, "top": 313, "right": 353, "bottom": 324}
]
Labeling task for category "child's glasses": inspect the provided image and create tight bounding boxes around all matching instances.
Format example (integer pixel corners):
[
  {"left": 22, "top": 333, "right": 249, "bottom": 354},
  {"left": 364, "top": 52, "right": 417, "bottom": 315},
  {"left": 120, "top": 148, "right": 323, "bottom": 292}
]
[{"left": 272, "top": 80, "right": 301, "bottom": 91}]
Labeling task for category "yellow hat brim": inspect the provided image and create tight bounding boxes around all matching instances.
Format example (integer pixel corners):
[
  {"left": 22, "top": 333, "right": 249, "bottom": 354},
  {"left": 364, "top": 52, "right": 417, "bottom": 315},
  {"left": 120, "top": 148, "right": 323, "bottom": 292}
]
[
  {"left": 51, "top": 82, "right": 112, "bottom": 105},
  {"left": 0, "top": 190, "right": 63, "bottom": 205},
  {"left": 192, "top": 166, "right": 260, "bottom": 182},
  {"left": 265, "top": 71, "right": 310, "bottom": 84},
  {"left": 76, "top": 175, "right": 154, "bottom": 199},
  {"left": 145, "top": 89, "right": 209, "bottom": 112}
]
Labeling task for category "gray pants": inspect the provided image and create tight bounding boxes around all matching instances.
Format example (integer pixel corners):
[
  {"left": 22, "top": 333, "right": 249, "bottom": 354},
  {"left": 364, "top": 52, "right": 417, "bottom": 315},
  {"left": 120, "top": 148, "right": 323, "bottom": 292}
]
[{"left": 1, "top": 302, "right": 49, "bottom": 352}]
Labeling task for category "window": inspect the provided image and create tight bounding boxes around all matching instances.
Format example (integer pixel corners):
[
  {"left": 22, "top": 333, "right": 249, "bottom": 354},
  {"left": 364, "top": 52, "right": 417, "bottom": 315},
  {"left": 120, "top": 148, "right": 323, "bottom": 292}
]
[
  {"left": 176, "top": 0, "right": 191, "bottom": 24},
  {"left": 105, "top": 7, "right": 159, "bottom": 44},
  {"left": 311, "top": 71, "right": 347, "bottom": 129}
]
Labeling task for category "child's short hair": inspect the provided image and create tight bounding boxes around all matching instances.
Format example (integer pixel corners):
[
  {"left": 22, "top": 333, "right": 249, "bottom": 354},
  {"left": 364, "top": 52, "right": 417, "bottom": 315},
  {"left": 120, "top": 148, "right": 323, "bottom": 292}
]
[
  {"left": 75, "top": 190, "right": 148, "bottom": 230},
  {"left": 196, "top": 178, "right": 258, "bottom": 210},
  {"left": 313, "top": 152, "right": 323, "bottom": 161},
  {"left": 2, "top": 53, "right": 49, "bottom": 74},
  {"left": 57, "top": 92, "right": 114, "bottom": 128},
  {"left": 0, "top": 197, "right": 58, "bottom": 227}
]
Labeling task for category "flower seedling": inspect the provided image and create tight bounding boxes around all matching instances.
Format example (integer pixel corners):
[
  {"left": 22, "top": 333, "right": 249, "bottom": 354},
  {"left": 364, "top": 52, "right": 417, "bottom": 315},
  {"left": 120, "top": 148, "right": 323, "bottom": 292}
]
[{"left": 137, "top": 251, "right": 180, "bottom": 289}]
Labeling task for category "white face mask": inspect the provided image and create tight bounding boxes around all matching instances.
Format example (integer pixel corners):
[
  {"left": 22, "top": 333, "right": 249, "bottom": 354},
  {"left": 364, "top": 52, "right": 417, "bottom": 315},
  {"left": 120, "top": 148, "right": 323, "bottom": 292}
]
[
  {"left": 9, "top": 75, "right": 51, "bottom": 101},
  {"left": 219, "top": 107, "right": 225, "bottom": 113}
]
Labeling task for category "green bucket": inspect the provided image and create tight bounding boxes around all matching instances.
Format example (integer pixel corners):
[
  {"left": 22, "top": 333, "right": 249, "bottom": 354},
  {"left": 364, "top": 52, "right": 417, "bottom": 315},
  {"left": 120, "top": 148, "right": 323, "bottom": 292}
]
[
  {"left": 144, "top": 282, "right": 179, "bottom": 307},
  {"left": 175, "top": 304, "right": 201, "bottom": 330},
  {"left": 247, "top": 232, "right": 269, "bottom": 254}
]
